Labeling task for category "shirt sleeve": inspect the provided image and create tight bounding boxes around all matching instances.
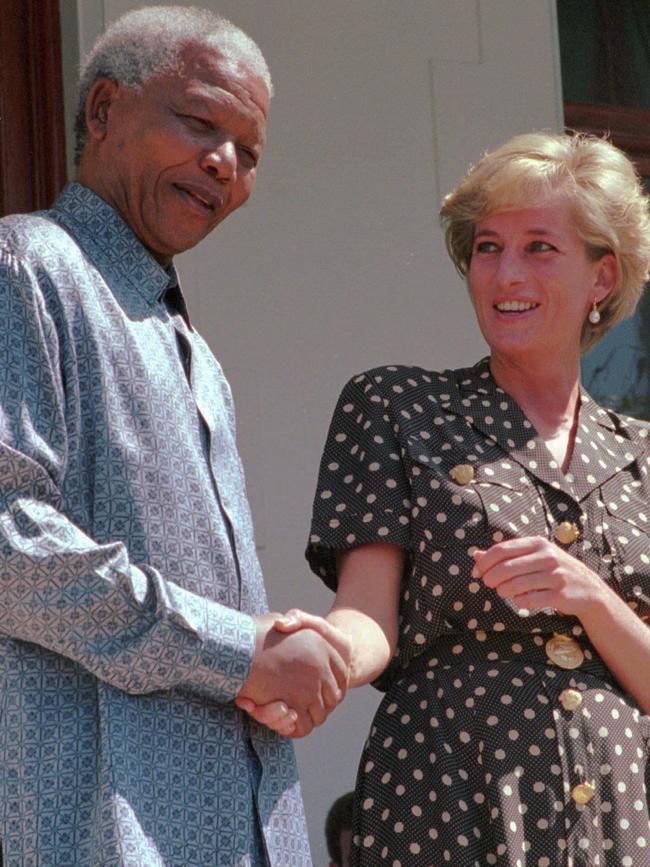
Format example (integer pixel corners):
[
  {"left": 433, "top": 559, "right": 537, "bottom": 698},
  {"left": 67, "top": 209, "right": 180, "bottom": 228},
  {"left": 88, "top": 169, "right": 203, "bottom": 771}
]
[
  {"left": 0, "top": 249, "right": 255, "bottom": 703},
  {"left": 306, "top": 370, "right": 412, "bottom": 590}
]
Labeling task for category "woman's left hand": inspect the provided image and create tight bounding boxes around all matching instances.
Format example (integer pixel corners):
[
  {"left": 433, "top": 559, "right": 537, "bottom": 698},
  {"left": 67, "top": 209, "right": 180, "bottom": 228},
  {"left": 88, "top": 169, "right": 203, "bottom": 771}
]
[{"left": 472, "top": 535, "right": 608, "bottom": 618}]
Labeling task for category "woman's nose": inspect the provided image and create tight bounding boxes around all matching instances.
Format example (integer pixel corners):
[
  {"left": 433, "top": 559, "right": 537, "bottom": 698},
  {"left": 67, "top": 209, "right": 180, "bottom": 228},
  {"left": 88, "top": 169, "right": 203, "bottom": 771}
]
[{"left": 496, "top": 249, "right": 526, "bottom": 286}]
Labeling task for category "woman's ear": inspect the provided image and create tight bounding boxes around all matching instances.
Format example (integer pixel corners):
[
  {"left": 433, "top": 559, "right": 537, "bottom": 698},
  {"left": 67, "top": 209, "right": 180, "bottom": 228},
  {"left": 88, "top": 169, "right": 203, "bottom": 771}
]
[{"left": 593, "top": 251, "right": 617, "bottom": 305}]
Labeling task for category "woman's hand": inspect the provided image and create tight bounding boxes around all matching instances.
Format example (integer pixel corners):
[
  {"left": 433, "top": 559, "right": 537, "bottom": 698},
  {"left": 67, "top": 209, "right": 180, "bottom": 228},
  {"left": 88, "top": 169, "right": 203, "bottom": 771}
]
[
  {"left": 472, "top": 535, "right": 609, "bottom": 617},
  {"left": 235, "top": 695, "right": 299, "bottom": 737},
  {"left": 472, "top": 534, "right": 650, "bottom": 714}
]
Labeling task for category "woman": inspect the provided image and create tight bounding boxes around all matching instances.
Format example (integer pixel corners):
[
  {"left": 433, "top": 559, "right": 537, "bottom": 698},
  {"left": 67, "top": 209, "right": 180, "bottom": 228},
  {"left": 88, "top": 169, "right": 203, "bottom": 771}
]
[{"left": 241, "top": 132, "right": 650, "bottom": 864}]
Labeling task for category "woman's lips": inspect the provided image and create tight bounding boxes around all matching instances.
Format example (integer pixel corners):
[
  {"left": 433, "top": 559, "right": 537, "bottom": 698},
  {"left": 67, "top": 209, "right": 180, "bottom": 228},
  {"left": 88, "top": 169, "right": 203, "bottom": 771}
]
[{"left": 494, "top": 300, "right": 540, "bottom": 313}]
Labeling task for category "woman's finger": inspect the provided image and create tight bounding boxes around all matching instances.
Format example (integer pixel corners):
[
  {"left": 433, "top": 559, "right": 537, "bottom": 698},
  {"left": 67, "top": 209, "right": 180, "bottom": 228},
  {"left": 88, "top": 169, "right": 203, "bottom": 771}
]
[
  {"left": 479, "top": 553, "right": 560, "bottom": 590},
  {"left": 235, "top": 697, "right": 298, "bottom": 736},
  {"left": 272, "top": 608, "right": 313, "bottom": 632},
  {"left": 472, "top": 536, "right": 549, "bottom": 578}
]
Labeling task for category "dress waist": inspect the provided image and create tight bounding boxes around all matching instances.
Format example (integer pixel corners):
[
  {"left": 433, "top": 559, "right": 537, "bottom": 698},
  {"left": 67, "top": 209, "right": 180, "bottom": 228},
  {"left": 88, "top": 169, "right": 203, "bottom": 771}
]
[{"left": 400, "top": 629, "right": 614, "bottom": 684}]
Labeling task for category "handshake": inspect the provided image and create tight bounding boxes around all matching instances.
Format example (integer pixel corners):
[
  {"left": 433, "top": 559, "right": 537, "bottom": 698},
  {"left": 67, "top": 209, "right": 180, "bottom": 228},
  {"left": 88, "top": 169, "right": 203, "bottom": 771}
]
[{"left": 235, "top": 610, "right": 351, "bottom": 738}]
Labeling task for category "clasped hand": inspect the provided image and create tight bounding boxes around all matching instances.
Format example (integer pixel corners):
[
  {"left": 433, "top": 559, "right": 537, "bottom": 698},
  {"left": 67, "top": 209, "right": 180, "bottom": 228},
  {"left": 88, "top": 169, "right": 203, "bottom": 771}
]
[{"left": 236, "top": 611, "right": 350, "bottom": 737}]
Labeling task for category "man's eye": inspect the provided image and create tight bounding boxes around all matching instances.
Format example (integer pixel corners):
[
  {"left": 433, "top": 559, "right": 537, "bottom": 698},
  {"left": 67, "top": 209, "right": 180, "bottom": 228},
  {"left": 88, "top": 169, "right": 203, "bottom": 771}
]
[
  {"left": 238, "top": 146, "right": 259, "bottom": 167},
  {"left": 183, "top": 115, "right": 211, "bottom": 130}
]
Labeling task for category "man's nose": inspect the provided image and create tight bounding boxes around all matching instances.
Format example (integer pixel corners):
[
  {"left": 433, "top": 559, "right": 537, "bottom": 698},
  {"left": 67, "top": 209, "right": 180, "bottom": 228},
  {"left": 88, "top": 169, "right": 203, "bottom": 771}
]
[{"left": 201, "top": 139, "right": 237, "bottom": 180}]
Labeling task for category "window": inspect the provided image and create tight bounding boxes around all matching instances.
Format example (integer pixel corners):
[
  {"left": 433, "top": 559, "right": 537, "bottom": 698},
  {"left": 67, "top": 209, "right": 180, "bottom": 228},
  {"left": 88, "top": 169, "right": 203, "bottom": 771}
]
[{"left": 558, "top": 0, "right": 650, "bottom": 419}]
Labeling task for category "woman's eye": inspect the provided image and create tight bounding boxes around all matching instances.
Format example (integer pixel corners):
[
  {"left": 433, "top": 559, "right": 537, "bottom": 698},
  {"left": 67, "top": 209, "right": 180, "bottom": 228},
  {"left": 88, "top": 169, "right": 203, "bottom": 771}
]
[
  {"left": 475, "top": 241, "right": 499, "bottom": 254},
  {"left": 528, "top": 240, "right": 555, "bottom": 252}
]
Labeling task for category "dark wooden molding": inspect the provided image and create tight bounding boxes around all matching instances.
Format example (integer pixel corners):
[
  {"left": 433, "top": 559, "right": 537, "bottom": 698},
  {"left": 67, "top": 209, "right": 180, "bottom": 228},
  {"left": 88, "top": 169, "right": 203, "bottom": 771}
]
[
  {"left": 0, "top": 0, "right": 67, "bottom": 216},
  {"left": 565, "top": 101, "right": 650, "bottom": 177}
]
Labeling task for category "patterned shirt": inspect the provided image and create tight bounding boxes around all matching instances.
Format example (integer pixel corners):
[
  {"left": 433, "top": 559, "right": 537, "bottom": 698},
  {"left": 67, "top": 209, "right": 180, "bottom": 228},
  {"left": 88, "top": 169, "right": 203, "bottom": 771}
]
[{"left": 0, "top": 183, "right": 310, "bottom": 866}]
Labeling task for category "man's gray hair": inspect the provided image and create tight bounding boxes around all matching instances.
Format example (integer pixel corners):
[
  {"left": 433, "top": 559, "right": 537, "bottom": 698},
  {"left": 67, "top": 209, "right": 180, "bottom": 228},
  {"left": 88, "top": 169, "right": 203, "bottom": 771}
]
[{"left": 75, "top": 5, "right": 272, "bottom": 164}]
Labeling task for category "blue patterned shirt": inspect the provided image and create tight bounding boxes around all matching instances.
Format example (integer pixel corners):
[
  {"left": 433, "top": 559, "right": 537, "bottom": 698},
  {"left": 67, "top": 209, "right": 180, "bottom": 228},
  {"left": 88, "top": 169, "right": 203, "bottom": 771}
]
[{"left": 0, "top": 184, "right": 311, "bottom": 866}]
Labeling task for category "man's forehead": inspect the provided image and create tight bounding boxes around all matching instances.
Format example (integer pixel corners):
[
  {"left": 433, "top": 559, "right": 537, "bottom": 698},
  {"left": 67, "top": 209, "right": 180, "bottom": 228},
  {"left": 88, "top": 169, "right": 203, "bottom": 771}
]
[{"left": 163, "top": 44, "right": 270, "bottom": 118}]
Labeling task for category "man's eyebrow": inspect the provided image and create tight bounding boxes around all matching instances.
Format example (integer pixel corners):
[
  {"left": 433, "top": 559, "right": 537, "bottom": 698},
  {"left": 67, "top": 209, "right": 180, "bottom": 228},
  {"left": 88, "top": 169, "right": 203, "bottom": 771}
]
[{"left": 178, "top": 93, "right": 219, "bottom": 109}]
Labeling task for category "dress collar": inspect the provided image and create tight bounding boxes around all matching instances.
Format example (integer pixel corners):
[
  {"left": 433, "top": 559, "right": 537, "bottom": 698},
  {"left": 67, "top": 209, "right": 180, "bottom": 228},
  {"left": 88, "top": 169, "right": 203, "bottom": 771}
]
[{"left": 440, "top": 358, "right": 636, "bottom": 501}]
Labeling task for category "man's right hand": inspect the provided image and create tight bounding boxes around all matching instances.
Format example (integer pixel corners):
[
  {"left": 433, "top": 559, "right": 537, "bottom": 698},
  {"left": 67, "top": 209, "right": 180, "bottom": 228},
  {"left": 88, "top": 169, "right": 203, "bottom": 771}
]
[{"left": 237, "top": 613, "right": 350, "bottom": 736}]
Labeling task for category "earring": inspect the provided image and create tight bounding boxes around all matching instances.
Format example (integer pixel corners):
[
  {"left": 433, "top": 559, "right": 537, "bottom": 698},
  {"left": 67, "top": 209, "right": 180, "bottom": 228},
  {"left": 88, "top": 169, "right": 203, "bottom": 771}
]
[{"left": 588, "top": 299, "right": 601, "bottom": 324}]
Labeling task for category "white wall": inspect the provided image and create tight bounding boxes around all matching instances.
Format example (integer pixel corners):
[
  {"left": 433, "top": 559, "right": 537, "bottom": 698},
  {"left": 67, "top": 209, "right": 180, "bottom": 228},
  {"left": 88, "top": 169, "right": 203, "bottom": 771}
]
[{"left": 65, "top": 2, "right": 563, "bottom": 861}]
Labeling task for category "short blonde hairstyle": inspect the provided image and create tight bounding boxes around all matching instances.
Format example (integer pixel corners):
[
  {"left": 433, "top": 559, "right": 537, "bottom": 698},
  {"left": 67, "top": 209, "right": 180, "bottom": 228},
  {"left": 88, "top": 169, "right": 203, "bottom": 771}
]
[{"left": 440, "top": 132, "right": 650, "bottom": 352}]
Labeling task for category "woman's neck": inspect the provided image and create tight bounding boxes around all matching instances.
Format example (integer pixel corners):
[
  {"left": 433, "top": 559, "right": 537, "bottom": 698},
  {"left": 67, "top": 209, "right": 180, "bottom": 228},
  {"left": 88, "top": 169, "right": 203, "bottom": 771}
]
[{"left": 489, "top": 353, "right": 581, "bottom": 472}]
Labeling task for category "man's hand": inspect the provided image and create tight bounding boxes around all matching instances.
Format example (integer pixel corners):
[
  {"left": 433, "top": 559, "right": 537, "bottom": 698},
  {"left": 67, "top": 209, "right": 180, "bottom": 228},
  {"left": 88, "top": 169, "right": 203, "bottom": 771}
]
[{"left": 236, "top": 613, "right": 350, "bottom": 737}]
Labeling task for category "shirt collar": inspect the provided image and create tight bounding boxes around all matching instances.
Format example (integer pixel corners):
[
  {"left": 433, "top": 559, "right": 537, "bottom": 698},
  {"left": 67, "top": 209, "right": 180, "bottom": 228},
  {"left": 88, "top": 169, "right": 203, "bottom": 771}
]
[
  {"left": 163, "top": 270, "right": 193, "bottom": 330},
  {"left": 46, "top": 182, "right": 170, "bottom": 306}
]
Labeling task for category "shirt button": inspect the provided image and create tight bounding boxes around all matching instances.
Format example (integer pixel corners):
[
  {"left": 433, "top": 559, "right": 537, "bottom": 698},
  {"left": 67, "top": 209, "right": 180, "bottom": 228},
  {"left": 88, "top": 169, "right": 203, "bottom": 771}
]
[
  {"left": 559, "top": 688, "right": 583, "bottom": 711},
  {"left": 571, "top": 782, "right": 595, "bottom": 804},
  {"left": 555, "top": 521, "right": 580, "bottom": 544}
]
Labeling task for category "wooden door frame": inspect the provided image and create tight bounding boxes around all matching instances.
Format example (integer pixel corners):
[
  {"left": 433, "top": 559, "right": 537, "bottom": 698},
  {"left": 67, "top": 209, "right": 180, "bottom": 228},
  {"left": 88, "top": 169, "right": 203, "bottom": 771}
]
[
  {"left": 565, "top": 101, "right": 650, "bottom": 177},
  {"left": 0, "top": 0, "right": 67, "bottom": 216}
]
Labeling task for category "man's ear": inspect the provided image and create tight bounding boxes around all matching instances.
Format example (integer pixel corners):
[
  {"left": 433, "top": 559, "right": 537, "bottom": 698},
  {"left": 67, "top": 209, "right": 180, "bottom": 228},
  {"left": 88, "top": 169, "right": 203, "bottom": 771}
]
[{"left": 84, "top": 78, "right": 120, "bottom": 142}]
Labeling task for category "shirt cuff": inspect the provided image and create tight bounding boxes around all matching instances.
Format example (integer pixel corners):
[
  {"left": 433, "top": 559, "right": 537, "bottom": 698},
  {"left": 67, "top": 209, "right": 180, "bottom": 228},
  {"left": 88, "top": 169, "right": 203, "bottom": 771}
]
[{"left": 186, "top": 601, "right": 257, "bottom": 703}]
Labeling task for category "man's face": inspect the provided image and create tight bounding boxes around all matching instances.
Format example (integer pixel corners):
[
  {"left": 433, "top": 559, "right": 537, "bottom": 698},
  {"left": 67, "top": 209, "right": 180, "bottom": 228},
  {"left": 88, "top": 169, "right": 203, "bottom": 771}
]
[
  {"left": 339, "top": 828, "right": 352, "bottom": 867},
  {"left": 329, "top": 828, "right": 352, "bottom": 867},
  {"left": 90, "top": 44, "right": 269, "bottom": 264}
]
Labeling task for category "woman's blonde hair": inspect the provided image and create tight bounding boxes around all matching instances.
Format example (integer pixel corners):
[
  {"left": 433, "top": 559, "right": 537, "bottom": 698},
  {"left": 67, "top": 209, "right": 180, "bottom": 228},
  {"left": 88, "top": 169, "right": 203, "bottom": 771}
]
[{"left": 440, "top": 132, "right": 650, "bottom": 352}]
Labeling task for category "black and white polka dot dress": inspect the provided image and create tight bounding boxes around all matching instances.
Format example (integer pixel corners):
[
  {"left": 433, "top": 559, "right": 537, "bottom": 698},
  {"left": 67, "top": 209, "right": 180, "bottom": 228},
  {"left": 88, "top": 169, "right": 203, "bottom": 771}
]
[{"left": 306, "top": 359, "right": 650, "bottom": 867}]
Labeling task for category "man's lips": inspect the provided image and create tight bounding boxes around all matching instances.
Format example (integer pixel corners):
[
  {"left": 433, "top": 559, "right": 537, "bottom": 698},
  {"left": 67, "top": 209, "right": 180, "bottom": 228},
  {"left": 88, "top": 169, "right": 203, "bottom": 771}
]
[{"left": 173, "top": 183, "right": 221, "bottom": 212}]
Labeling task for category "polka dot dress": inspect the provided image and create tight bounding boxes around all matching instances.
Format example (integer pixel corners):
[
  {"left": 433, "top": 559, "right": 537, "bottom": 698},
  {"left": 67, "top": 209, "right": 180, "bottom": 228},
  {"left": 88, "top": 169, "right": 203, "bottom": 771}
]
[{"left": 306, "top": 359, "right": 650, "bottom": 866}]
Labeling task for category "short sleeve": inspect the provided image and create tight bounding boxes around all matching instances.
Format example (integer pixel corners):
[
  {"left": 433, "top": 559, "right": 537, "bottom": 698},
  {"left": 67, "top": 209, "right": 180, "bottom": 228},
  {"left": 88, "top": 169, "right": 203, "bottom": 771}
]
[{"left": 306, "top": 371, "right": 411, "bottom": 590}]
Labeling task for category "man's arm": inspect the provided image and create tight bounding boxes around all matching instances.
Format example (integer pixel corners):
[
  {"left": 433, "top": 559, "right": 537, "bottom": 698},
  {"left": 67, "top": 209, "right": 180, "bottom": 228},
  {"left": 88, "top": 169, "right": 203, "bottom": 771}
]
[{"left": 0, "top": 248, "right": 345, "bottom": 710}]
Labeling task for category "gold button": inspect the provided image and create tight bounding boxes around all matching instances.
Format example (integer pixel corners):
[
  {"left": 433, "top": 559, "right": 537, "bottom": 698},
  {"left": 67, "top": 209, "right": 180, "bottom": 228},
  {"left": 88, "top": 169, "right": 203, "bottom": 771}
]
[
  {"left": 450, "top": 464, "right": 474, "bottom": 486},
  {"left": 555, "top": 521, "right": 580, "bottom": 545},
  {"left": 559, "top": 688, "right": 583, "bottom": 711},
  {"left": 571, "top": 782, "right": 595, "bottom": 805},
  {"left": 545, "top": 634, "right": 584, "bottom": 669}
]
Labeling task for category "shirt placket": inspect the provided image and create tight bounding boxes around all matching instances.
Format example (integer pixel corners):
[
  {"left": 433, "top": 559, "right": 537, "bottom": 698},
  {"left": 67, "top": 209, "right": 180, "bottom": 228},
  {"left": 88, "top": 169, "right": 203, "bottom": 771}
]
[{"left": 165, "top": 290, "right": 245, "bottom": 609}]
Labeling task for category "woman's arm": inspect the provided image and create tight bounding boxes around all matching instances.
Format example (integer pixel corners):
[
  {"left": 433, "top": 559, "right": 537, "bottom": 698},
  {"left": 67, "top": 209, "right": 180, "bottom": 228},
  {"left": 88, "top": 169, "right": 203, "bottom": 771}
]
[
  {"left": 327, "top": 541, "right": 404, "bottom": 687},
  {"left": 567, "top": 585, "right": 650, "bottom": 714},
  {"left": 236, "top": 541, "right": 404, "bottom": 734}
]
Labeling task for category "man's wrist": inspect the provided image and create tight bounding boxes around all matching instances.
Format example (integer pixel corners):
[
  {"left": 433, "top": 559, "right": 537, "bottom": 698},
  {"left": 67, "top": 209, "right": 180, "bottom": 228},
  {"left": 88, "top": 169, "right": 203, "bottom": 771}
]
[{"left": 186, "top": 604, "right": 257, "bottom": 702}]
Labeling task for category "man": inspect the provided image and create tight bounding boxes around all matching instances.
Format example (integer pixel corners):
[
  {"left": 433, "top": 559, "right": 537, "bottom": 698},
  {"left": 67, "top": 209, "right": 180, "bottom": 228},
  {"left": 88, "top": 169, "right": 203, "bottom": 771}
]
[
  {"left": 0, "top": 7, "right": 346, "bottom": 865},
  {"left": 324, "top": 792, "right": 353, "bottom": 867}
]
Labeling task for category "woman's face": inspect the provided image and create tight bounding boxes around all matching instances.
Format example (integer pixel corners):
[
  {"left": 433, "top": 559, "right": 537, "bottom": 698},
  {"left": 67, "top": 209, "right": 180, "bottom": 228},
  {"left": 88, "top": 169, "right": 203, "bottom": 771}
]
[{"left": 467, "top": 198, "right": 615, "bottom": 369}]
